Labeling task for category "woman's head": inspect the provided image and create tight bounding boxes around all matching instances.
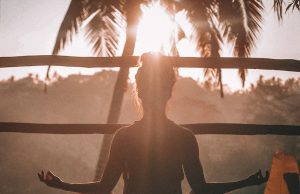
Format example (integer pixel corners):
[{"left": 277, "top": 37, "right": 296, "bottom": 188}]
[{"left": 135, "top": 53, "right": 176, "bottom": 115}]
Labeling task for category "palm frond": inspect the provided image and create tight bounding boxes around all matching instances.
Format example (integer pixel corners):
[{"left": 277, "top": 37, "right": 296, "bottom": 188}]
[
  {"left": 179, "top": 0, "right": 225, "bottom": 96},
  {"left": 85, "top": 10, "right": 122, "bottom": 56},
  {"left": 286, "top": 0, "right": 300, "bottom": 12},
  {"left": 219, "top": 0, "right": 240, "bottom": 38},
  {"left": 273, "top": 0, "right": 299, "bottom": 20},
  {"left": 219, "top": 0, "right": 263, "bottom": 87},
  {"left": 243, "top": 0, "right": 263, "bottom": 45},
  {"left": 273, "top": 0, "right": 284, "bottom": 20},
  {"left": 183, "top": 0, "right": 214, "bottom": 53},
  {"left": 52, "top": 0, "right": 101, "bottom": 55},
  {"left": 210, "top": 25, "right": 224, "bottom": 97},
  {"left": 239, "top": 0, "right": 263, "bottom": 86},
  {"left": 220, "top": 0, "right": 263, "bottom": 57},
  {"left": 45, "top": 0, "right": 101, "bottom": 93}
]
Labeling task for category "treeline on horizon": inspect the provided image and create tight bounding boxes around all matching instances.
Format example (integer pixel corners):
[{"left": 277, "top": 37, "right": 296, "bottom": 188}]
[{"left": 0, "top": 70, "right": 300, "bottom": 194}]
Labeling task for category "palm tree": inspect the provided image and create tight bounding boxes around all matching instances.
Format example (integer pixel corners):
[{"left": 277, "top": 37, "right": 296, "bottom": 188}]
[
  {"left": 48, "top": 0, "right": 148, "bottom": 182},
  {"left": 49, "top": 0, "right": 297, "bottom": 185}
]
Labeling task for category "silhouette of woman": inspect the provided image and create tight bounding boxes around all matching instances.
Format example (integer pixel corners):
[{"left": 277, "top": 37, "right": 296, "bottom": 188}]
[{"left": 38, "top": 53, "right": 268, "bottom": 194}]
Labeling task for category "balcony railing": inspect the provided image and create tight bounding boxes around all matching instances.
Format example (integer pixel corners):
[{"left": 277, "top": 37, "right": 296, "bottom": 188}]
[{"left": 1, "top": 55, "right": 300, "bottom": 136}]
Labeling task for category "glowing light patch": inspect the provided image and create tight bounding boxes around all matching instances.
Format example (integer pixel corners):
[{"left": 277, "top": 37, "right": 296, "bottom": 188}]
[{"left": 134, "top": 3, "right": 174, "bottom": 55}]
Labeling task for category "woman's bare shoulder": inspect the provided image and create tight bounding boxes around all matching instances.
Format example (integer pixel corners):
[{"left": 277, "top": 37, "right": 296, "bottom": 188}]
[
  {"left": 113, "top": 122, "right": 139, "bottom": 138},
  {"left": 169, "top": 121, "right": 196, "bottom": 140}
]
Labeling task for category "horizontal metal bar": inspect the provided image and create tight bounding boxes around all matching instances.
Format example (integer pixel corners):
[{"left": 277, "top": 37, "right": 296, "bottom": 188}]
[
  {"left": 0, "top": 55, "right": 300, "bottom": 72},
  {"left": 0, "top": 55, "right": 138, "bottom": 68},
  {"left": 0, "top": 122, "right": 299, "bottom": 135}
]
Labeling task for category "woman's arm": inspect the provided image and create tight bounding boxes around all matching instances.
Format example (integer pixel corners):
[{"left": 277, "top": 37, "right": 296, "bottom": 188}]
[
  {"left": 182, "top": 131, "right": 268, "bottom": 194},
  {"left": 38, "top": 171, "right": 107, "bottom": 193},
  {"left": 38, "top": 131, "right": 125, "bottom": 193},
  {"left": 201, "top": 170, "right": 269, "bottom": 194}
]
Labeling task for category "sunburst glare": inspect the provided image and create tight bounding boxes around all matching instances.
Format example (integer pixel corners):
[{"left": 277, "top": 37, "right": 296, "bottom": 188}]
[{"left": 134, "top": 2, "right": 175, "bottom": 55}]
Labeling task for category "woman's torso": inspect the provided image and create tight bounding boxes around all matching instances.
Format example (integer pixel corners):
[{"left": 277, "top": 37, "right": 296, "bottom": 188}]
[{"left": 115, "top": 119, "right": 192, "bottom": 194}]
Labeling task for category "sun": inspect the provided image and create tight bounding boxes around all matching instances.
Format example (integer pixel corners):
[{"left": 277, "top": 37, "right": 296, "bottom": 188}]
[{"left": 134, "top": 3, "right": 175, "bottom": 55}]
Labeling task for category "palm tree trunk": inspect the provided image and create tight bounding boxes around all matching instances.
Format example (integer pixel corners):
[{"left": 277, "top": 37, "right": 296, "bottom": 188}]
[{"left": 93, "top": 16, "right": 138, "bottom": 182}]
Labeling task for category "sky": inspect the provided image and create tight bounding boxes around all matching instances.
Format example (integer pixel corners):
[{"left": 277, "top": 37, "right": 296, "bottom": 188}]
[{"left": 0, "top": 0, "right": 299, "bottom": 91}]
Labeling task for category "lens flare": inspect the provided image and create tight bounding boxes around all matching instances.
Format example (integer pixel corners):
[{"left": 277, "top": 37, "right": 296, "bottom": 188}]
[{"left": 134, "top": 3, "right": 174, "bottom": 55}]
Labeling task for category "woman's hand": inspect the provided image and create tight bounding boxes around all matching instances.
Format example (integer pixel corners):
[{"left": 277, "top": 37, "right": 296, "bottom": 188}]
[
  {"left": 38, "top": 170, "right": 63, "bottom": 188},
  {"left": 246, "top": 170, "right": 269, "bottom": 186}
]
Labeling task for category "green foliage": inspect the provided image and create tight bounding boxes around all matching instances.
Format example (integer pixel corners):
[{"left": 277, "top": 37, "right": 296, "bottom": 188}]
[{"left": 245, "top": 76, "right": 300, "bottom": 125}]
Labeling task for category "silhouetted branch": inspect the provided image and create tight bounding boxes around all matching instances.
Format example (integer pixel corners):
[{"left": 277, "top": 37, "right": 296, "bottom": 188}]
[
  {"left": 0, "top": 122, "right": 299, "bottom": 135},
  {"left": 1, "top": 56, "right": 300, "bottom": 72}
]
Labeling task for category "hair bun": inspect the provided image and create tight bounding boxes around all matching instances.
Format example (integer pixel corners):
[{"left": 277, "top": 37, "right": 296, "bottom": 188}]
[{"left": 136, "top": 52, "right": 176, "bottom": 94}]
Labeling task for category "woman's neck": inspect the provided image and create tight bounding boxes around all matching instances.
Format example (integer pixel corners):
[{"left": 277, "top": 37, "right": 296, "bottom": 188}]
[{"left": 142, "top": 110, "right": 168, "bottom": 123}]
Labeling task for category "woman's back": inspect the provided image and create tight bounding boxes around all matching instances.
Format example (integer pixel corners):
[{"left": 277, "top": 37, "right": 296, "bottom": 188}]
[{"left": 114, "top": 119, "right": 194, "bottom": 194}]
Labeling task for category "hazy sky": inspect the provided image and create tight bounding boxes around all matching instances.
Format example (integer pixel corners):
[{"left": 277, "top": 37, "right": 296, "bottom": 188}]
[{"left": 0, "top": 0, "right": 299, "bottom": 90}]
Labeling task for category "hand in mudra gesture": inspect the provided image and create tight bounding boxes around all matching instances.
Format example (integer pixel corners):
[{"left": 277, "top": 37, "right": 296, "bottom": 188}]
[
  {"left": 246, "top": 170, "right": 269, "bottom": 186},
  {"left": 38, "top": 170, "right": 62, "bottom": 188}
]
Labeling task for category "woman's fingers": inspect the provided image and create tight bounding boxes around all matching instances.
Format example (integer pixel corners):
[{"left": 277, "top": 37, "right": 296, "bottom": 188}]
[
  {"left": 48, "top": 171, "right": 55, "bottom": 178},
  {"left": 248, "top": 169, "right": 269, "bottom": 185},
  {"left": 38, "top": 170, "right": 54, "bottom": 182},
  {"left": 257, "top": 170, "right": 269, "bottom": 183},
  {"left": 258, "top": 170, "right": 263, "bottom": 180},
  {"left": 38, "top": 171, "right": 46, "bottom": 182},
  {"left": 37, "top": 173, "right": 43, "bottom": 181},
  {"left": 46, "top": 171, "right": 54, "bottom": 181},
  {"left": 38, "top": 170, "right": 62, "bottom": 188}
]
